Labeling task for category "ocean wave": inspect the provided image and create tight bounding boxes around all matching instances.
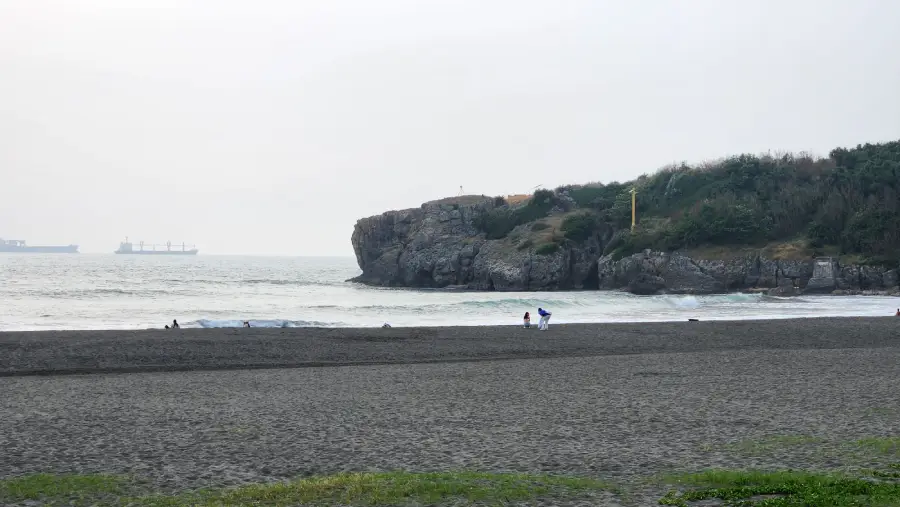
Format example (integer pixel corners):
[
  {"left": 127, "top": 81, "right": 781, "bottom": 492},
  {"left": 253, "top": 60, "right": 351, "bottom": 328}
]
[
  {"left": 299, "top": 297, "right": 588, "bottom": 312},
  {"left": 296, "top": 294, "right": 774, "bottom": 313},
  {"left": 761, "top": 295, "right": 810, "bottom": 303},
  {"left": 665, "top": 293, "right": 763, "bottom": 308},
  {"left": 157, "top": 278, "right": 349, "bottom": 288},
  {"left": 241, "top": 279, "right": 344, "bottom": 286},
  {"left": 9, "top": 255, "right": 892, "bottom": 332},
  {"left": 671, "top": 296, "right": 701, "bottom": 309},
  {"left": 721, "top": 293, "right": 763, "bottom": 302},
  {"left": 16, "top": 288, "right": 176, "bottom": 298},
  {"left": 189, "top": 319, "right": 342, "bottom": 328},
  {"left": 91, "top": 288, "right": 173, "bottom": 296}
]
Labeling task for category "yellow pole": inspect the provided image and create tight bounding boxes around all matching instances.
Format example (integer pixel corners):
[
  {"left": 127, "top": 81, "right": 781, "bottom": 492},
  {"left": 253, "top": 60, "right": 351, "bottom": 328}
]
[{"left": 630, "top": 187, "right": 636, "bottom": 231}]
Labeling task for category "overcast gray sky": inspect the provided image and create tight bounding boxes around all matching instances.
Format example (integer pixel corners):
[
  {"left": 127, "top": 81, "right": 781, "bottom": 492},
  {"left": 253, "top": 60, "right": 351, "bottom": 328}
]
[{"left": 1, "top": 0, "right": 898, "bottom": 255}]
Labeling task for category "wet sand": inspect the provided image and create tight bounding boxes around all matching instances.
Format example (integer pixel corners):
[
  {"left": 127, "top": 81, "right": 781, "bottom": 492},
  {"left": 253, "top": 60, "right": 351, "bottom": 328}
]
[
  {"left": 1, "top": 317, "right": 899, "bottom": 502},
  {"left": 1, "top": 317, "right": 897, "bottom": 376}
]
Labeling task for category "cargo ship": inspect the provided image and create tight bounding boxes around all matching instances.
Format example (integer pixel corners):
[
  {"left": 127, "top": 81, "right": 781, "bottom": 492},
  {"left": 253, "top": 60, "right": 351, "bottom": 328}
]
[
  {"left": 115, "top": 238, "right": 198, "bottom": 255},
  {"left": 0, "top": 239, "right": 79, "bottom": 253}
]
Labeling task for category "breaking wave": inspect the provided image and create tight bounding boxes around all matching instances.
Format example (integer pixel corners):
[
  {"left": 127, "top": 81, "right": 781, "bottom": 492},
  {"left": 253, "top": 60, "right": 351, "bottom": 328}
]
[
  {"left": 669, "top": 293, "right": 765, "bottom": 309},
  {"left": 160, "top": 278, "right": 348, "bottom": 287},
  {"left": 304, "top": 297, "right": 572, "bottom": 311},
  {"left": 190, "top": 319, "right": 343, "bottom": 328},
  {"left": 722, "top": 293, "right": 764, "bottom": 302},
  {"left": 20, "top": 288, "right": 176, "bottom": 298},
  {"left": 672, "top": 296, "right": 701, "bottom": 309}
]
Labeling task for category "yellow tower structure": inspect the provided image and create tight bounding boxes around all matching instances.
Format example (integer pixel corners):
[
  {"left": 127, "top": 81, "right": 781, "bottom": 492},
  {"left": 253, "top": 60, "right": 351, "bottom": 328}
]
[{"left": 630, "top": 187, "right": 637, "bottom": 231}]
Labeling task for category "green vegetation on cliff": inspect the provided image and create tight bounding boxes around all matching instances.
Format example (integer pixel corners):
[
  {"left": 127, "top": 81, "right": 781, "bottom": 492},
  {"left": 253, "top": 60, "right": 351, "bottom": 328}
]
[
  {"left": 476, "top": 140, "right": 900, "bottom": 265},
  {"left": 475, "top": 189, "right": 560, "bottom": 240}
]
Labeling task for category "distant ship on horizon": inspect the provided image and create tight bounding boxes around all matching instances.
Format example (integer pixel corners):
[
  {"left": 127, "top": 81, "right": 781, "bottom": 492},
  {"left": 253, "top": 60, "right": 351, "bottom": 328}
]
[
  {"left": 115, "top": 238, "right": 198, "bottom": 255},
  {"left": 0, "top": 238, "right": 79, "bottom": 253}
]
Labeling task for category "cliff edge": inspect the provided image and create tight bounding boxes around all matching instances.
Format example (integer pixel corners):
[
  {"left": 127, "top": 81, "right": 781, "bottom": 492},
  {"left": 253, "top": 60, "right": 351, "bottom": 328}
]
[
  {"left": 351, "top": 139, "right": 900, "bottom": 295},
  {"left": 351, "top": 195, "right": 899, "bottom": 295},
  {"left": 351, "top": 195, "right": 610, "bottom": 290}
]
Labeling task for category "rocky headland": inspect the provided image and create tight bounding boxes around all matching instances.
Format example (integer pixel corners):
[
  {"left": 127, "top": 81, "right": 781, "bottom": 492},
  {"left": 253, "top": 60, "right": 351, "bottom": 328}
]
[
  {"left": 351, "top": 140, "right": 900, "bottom": 296},
  {"left": 350, "top": 195, "right": 899, "bottom": 296}
]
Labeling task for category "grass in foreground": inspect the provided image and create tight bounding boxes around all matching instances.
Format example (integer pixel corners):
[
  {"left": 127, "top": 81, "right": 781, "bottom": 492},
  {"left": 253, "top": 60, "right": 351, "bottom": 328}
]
[
  {"left": 699, "top": 434, "right": 900, "bottom": 466},
  {"left": 0, "top": 474, "right": 127, "bottom": 505},
  {"left": 0, "top": 471, "right": 613, "bottom": 506},
  {"left": 856, "top": 437, "right": 900, "bottom": 456},
  {"left": 720, "top": 434, "right": 824, "bottom": 454},
  {"left": 659, "top": 467, "right": 900, "bottom": 506}
]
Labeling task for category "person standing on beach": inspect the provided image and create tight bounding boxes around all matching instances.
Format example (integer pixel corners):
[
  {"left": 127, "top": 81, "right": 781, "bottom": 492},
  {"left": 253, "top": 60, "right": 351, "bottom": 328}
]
[
  {"left": 523, "top": 312, "right": 531, "bottom": 328},
  {"left": 537, "top": 307, "right": 551, "bottom": 330},
  {"left": 172, "top": 319, "right": 180, "bottom": 329}
]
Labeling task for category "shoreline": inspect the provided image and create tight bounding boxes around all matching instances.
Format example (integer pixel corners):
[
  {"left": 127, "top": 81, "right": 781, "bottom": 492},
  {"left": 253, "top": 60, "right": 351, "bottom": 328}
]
[
  {"left": 4, "top": 290, "right": 899, "bottom": 334},
  {"left": 1, "top": 316, "right": 897, "bottom": 377},
  {"left": 350, "top": 281, "right": 900, "bottom": 297}
]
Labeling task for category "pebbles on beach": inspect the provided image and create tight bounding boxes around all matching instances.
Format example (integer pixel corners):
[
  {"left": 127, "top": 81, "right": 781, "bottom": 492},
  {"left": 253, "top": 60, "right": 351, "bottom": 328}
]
[
  {"left": 1, "top": 317, "right": 898, "bottom": 376},
  {"left": 1, "top": 318, "right": 899, "bottom": 501}
]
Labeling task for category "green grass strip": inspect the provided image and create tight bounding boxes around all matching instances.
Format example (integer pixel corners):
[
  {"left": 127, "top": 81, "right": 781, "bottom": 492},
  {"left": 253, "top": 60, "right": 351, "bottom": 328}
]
[
  {"left": 0, "top": 473, "right": 126, "bottom": 503},
  {"left": 659, "top": 468, "right": 900, "bottom": 506},
  {"left": 856, "top": 437, "right": 900, "bottom": 456},
  {"left": 0, "top": 471, "right": 612, "bottom": 506}
]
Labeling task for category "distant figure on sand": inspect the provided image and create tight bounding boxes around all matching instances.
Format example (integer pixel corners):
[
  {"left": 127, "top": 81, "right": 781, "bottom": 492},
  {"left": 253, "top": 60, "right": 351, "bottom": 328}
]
[
  {"left": 164, "top": 325, "right": 169, "bottom": 329},
  {"left": 382, "top": 323, "right": 392, "bottom": 328},
  {"left": 243, "top": 321, "right": 251, "bottom": 328},
  {"left": 172, "top": 319, "right": 180, "bottom": 329},
  {"left": 896, "top": 308, "right": 899, "bottom": 316},
  {"left": 523, "top": 312, "right": 531, "bottom": 328},
  {"left": 537, "top": 308, "right": 551, "bottom": 330}
]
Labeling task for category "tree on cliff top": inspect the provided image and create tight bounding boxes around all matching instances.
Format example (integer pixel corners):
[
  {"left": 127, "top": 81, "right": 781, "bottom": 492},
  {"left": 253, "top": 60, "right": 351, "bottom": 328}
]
[{"left": 475, "top": 139, "right": 900, "bottom": 265}]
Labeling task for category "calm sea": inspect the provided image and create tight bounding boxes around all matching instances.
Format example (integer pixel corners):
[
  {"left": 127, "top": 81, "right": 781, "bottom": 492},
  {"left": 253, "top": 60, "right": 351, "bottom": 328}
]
[{"left": 0, "top": 254, "right": 897, "bottom": 331}]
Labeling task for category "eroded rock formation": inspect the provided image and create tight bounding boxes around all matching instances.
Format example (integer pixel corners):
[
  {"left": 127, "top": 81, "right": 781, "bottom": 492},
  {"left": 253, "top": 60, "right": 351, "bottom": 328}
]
[{"left": 351, "top": 197, "right": 899, "bottom": 295}]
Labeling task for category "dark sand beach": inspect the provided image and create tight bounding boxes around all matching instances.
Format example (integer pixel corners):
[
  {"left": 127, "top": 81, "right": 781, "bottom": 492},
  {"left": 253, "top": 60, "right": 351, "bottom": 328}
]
[
  {"left": 1, "top": 317, "right": 898, "bottom": 376},
  {"left": 1, "top": 317, "right": 899, "bottom": 504}
]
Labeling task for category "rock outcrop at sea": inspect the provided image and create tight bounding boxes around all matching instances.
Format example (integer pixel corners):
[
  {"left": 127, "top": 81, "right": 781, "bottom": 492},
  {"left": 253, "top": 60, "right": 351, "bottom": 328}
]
[{"left": 350, "top": 197, "right": 900, "bottom": 295}]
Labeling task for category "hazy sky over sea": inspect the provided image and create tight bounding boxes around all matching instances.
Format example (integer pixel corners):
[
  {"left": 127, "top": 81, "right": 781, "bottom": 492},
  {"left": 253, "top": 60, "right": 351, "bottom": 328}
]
[{"left": 1, "top": 1, "right": 898, "bottom": 255}]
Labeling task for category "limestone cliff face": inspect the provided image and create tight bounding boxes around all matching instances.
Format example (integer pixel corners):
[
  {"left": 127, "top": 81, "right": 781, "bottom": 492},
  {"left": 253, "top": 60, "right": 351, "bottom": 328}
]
[
  {"left": 352, "top": 198, "right": 900, "bottom": 295},
  {"left": 351, "top": 196, "right": 610, "bottom": 290}
]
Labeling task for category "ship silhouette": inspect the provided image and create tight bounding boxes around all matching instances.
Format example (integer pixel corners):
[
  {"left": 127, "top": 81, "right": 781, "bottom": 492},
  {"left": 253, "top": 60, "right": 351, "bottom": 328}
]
[
  {"left": 0, "top": 238, "right": 78, "bottom": 253},
  {"left": 115, "top": 237, "right": 198, "bottom": 255}
]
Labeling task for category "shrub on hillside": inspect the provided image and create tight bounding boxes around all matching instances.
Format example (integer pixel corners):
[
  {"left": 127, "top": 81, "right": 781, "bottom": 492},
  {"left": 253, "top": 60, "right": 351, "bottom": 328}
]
[
  {"left": 561, "top": 213, "right": 598, "bottom": 242},
  {"left": 485, "top": 140, "right": 900, "bottom": 262},
  {"left": 562, "top": 183, "right": 628, "bottom": 210},
  {"left": 476, "top": 208, "right": 518, "bottom": 240},
  {"left": 535, "top": 242, "right": 560, "bottom": 255},
  {"left": 474, "top": 189, "right": 562, "bottom": 239},
  {"left": 842, "top": 208, "right": 900, "bottom": 259},
  {"left": 672, "top": 201, "right": 763, "bottom": 247}
]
